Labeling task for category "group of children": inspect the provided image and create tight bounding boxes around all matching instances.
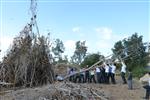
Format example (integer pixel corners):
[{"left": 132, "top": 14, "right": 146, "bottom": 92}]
[
  {"left": 68, "top": 61, "right": 133, "bottom": 90},
  {"left": 55, "top": 61, "right": 150, "bottom": 99}
]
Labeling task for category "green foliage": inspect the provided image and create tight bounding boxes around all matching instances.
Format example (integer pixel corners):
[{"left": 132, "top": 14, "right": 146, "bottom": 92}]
[
  {"left": 112, "top": 33, "right": 149, "bottom": 77},
  {"left": 57, "top": 55, "right": 68, "bottom": 64},
  {"left": 71, "top": 41, "right": 87, "bottom": 65},
  {"left": 81, "top": 53, "right": 104, "bottom": 67},
  {"left": 131, "top": 66, "right": 149, "bottom": 78},
  {"left": 52, "top": 39, "right": 65, "bottom": 61}
]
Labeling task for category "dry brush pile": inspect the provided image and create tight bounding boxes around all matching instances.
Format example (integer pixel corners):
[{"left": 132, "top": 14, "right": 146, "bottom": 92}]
[
  {"left": 0, "top": 23, "right": 55, "bottom": 87},
  {"left": 0, "top": 82, "right": 109, "bottom": 100}
]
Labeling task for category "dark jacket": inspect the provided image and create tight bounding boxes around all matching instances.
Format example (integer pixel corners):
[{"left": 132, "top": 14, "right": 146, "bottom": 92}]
[{"left": 128, "top": 72, "right": 132, "bottom": 80}]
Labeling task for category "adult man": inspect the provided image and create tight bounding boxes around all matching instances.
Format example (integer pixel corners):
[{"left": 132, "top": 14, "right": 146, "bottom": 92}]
[{"left": 121, "top": 61, "right": 127, "bottom": 84}]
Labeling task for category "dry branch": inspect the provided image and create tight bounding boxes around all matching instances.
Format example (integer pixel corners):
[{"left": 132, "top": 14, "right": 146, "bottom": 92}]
[{"left": 0, "top": 23, "right": 55, "bottom": 88}]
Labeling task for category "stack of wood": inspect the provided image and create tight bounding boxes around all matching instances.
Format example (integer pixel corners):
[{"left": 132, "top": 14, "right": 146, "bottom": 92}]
[{"left": 0, "top": 23, "right": 55, "bottom": 87}]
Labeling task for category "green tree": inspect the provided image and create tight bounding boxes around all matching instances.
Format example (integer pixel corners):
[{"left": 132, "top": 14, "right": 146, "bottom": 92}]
[
  {"left": 81, "top": 53, "right": 104, "bottom": 67},
  {"left": 52, "top": 39, "right": 65, "bottom": 61},
  {"left": 71, "top": 41, "right": 87, "bottom": 65},
  {"left": 112, "top": 33, "right": 149, "bottom": 77}
]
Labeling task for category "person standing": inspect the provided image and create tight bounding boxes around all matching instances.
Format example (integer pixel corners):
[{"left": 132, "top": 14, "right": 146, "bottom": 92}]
[
  {"left": 127, "top": 70, "right": 133, "bottom": 90},
  {"left": 96, "top": 66, "right": 101, "bottom": 83},
  {"left": 121, "top": 61, "right": 127, "bottom": 84},
  {"left": 85, "top": 65, "right": 90, "bottom": 83},
  {"left": 69, "top": 68, "right": 74, "bottom": 82},
  {"left": 100, "top": 65, "right": 106, "bottom": 83},
  {"left": 90, "top": 69, "right": 96, "bottom": 83},
  {"left": 111, "top": 63, "right": 116, "bottom": 84},
  {"left": 104, "top": 63, "right": 109, "bottom": 84},
  {"left": 108, "top": 64, "right": 112, "bottom": 84},
  {"left": 79, "top": 68, "right": 85, "bottom": 83}
]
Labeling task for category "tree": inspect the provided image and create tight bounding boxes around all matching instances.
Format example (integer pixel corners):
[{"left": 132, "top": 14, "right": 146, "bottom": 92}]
[
  {"left": 112, "top": 33, "right": 149, "bottom": 77},
  {"left": 52, "top": 39, "right": 65, "bottom": 61},
  {"left": 81, "top": 53, "right": 104, "bottom": 67},
  {"left": 71, "top": 41, "right": 87, "bottom": 65}
]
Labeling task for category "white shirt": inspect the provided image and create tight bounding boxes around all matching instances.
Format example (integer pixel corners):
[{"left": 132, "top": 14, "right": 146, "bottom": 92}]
[
  {"left": 96, "top": 67, "right": 100, "bottom": 73},
  {"left": 90, "top": 70, "right": 95, "bottom": 75},
  {"left": 56, "top": 76, "right": 64, "bottom": 81},
  {"left": 111, "top": 65, "right": 116, "bottom": 74},
  {"left": 121, "top": 62, "right": 126, "bottom": 73},
  {"left": 105, "top": 65, "right": 109, "bottom": 73}
]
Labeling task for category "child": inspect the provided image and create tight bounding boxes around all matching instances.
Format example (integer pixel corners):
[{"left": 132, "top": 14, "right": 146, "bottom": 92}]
[
  {"left": 127, "top": 70, "right": 133, "bottom": 90},
  {"left": 90, "top": 69, "right": 96, "bottom": 83},
  {"left": 121, "top": 61, "right": 127, "bottom": 84}
]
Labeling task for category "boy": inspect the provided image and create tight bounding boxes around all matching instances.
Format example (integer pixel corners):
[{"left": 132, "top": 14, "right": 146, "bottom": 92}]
[{"left": 121, "top": 61, "right": 127, "bottom": 84}]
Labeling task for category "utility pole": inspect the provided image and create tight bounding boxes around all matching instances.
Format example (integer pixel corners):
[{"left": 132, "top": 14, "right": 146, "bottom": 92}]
[{"left": 30, "top": 0, "right": 40, "bottom": 37}]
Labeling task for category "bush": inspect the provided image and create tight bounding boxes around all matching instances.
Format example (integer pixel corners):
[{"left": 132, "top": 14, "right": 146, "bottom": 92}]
[{"left": 132, "top": 66, "right": 148, "bottom": 78}]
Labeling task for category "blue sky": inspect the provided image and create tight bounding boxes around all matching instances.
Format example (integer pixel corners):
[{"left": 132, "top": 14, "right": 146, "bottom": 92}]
[{"left": 0, "top": 0, "right": 150, "bottom": 60}]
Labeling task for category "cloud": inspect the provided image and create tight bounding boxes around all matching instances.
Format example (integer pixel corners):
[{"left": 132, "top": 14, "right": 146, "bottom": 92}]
[
  {"left": 63, "top": 40, "right": 76, "bottom": 57},
  {"left": 95, "top": 27, "right": 112, "bottom": 40},
  {"left": 72, "top": 27, "right": 80, "bottom": 33},
  {"left": 64, "top": 40, "right": 76, "bottom": 50},
  {"left": 96, "top": 41, "right": 111, "bottom": 49}
]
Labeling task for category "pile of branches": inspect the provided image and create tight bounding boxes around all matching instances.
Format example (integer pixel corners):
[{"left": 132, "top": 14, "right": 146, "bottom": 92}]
[
  {"left": 0, "top": 82, "right": 109, "bottom": 100},
  {"left": 0, "top": 23, "right": 55, "bottom": 87},
  {"left": 49, "top": 82, "right": 109, "bottom": 100}
]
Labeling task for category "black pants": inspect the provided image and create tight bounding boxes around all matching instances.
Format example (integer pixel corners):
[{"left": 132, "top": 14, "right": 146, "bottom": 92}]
[
  {"left": 85, "top": 74, "right": 90, "bottom": 83},
  {"left": 105, "top": 73, "right": 110, "bottom": 84},
  {"left": 96, "top": 72, "right": 101, "bottom": 83},
  {"left": 101, "top": 72, "right": 106, "bottom": 83},
  {"left": 90, "top": 75, "right": 96, "bottom": 83},
  {"left": 74, "top": 75, "right": 80, "bottom": 83},
  {"left": 69, "top": 75, "right": 74, "bottom": 82},
  {"left": 79, "top": 74, "right": 84, "bottom": 83},
  {"left": 143, "top": 85, "right": 150, "bottom": 99},
  {"left": 121, "top": 72, "right": 127, "bottom": 84},
  {"left": 111, "top": 73, "right": 116, "bottom": 84}
]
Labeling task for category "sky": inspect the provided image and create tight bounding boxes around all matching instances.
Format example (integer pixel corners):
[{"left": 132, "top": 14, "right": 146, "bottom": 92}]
[{"left": 0, "top": 0, "right": 150, "bottom": 61}]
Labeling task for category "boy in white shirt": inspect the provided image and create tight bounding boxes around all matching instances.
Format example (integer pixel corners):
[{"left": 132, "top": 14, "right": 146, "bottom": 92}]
[
  {"left": 96, "top": 66, "right": 101, "bottom": 83},
  {"left": 104, "top": 62, "right": 110, "bottom": 84},
  {"left": 121, "top": 61, "right": 127, "bottom": 84},
  {"left": 90, "top": 69, "right": 96, "bottom": 83},
  {"left": 111, "top": 63, "right": 116, "bottom": 84}
]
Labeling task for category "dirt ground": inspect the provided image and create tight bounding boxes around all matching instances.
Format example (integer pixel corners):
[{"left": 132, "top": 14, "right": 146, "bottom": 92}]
[
  {"left": 0, "top": 76, "right": 147, "bottom": 100},
  {"left": 87, "top": 76, "right": 146, "bottom": 100}
]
